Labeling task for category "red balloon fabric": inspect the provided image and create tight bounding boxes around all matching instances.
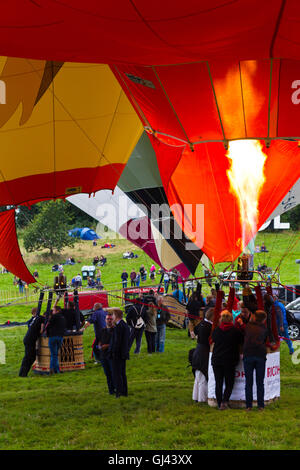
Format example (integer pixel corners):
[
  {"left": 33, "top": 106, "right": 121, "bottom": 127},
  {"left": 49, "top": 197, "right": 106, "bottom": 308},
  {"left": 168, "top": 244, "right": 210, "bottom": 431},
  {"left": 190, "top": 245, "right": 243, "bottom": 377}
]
[
  {"left": 0, "top": 210, "right": 36, "bottom": 284},
  {"left": 0, "top": 1, "right": 299, "bottom": 65},
  {"left": 0, "top": 1, "right": 300, "bottom": 264},
  {"left": 112, "top": 59, "right": 300, "bottom": 262}
]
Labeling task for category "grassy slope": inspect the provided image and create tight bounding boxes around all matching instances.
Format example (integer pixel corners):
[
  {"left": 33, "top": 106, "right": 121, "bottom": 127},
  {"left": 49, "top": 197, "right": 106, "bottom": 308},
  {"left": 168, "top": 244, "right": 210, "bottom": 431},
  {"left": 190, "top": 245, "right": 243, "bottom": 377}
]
[{"left": 0, "top": 231, "right": 299, "bottom": 450}]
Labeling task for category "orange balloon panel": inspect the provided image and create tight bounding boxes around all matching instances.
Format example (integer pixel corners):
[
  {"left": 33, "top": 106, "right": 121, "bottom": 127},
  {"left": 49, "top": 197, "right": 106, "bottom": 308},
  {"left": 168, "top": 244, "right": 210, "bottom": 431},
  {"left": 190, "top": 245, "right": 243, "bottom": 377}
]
[
  {"left": 149, "top": 137, "right": 300, "bottom": 263},
  {"left": 113, "top": 58, "right": 300, "bottom": 262}
]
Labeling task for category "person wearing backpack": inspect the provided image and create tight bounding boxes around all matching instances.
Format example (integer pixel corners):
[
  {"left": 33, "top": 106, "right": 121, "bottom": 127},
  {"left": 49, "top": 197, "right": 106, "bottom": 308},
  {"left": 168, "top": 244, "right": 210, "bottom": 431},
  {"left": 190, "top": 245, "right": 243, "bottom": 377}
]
[
  {"left": 126, "top": 294, "right": 146, "bottom": 354},
  {"left": 155, "top": 297, "right": 170, "bottom": 353}
]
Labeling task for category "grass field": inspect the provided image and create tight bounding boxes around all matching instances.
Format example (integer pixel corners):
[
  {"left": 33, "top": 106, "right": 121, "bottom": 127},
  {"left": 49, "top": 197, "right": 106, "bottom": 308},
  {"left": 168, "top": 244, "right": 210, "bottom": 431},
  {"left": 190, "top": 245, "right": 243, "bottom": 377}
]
[{"left": 0, "top": 231, "right": 299, "bottom": 450}]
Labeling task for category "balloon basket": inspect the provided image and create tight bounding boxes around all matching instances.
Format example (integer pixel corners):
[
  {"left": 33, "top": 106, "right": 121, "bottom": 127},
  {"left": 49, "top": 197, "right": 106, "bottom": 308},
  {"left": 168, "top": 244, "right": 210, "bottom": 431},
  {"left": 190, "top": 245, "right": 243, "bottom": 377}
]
[
  {"left": 207, "top": 350, "right": 280, "bottom": 408},
  {"left": 163, "top": 294, "right": 187, "bottom": 329},
  {"left": 33, "top": 331, "right": 85, "bottom": 374}
]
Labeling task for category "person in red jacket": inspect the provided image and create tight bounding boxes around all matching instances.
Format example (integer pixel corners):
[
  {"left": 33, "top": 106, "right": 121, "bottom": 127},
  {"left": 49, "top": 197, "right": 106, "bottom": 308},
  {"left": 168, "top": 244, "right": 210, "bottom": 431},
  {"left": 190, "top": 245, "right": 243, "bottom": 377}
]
[{"left": 211, "top": 310, "right": 243, "bottom": 410}]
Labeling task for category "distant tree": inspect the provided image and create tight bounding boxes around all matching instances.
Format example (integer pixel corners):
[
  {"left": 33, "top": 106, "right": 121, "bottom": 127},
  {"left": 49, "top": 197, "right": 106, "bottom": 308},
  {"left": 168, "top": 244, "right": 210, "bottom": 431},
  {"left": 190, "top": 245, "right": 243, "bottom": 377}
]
[
  {"left": 281, "top": 205, "right": 300, "bottom": 231},
  {"left": 64, "top": 201, "right": 96, "bottom": 228},
  {"left": 16, "top": 205, "right": 40, "bottom": 229},
  {"left": 23, "top": 200, "right": 75, "bottom": 255}
]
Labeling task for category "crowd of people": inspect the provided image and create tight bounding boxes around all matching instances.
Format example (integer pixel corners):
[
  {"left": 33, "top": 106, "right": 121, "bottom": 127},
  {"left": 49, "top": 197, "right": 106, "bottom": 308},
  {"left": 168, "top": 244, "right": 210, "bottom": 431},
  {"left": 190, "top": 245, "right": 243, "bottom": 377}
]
[
  {"left": 18, "top": 276, "right": 294, "bottom": 410},
  {"left": 190, "top": 287, "right": 294, "bottom": 410},
  {"left": 18, "top": 288, "right": 171, "bottom": 399},
  {"left": 120, "top": 264, "right": 158, "bottom": 288}
]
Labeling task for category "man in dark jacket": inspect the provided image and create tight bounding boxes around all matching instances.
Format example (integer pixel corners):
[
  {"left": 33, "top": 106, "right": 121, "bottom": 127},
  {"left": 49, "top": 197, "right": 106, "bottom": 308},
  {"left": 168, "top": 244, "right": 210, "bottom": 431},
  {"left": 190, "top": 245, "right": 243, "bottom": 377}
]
[
  {"left": 121, "top": 270, "right": 128, "bottom": 289},
  {"left": 240, "top": 310, "right": 268, "bottom": 411},
  {"left": 109, "top": 308, "right": 130, "bottom": 397},
  {"left": 82, "top": 303, "right": 107, "bottom": 362},
  {"left": 19, "top": 308, "right": 45, "bottom": 377},
  {"left": 192, "top": 308, "right": 214, "bottom": 402},
  {"left": 98, "top": 312, "right": 115, "bottom": 395}
]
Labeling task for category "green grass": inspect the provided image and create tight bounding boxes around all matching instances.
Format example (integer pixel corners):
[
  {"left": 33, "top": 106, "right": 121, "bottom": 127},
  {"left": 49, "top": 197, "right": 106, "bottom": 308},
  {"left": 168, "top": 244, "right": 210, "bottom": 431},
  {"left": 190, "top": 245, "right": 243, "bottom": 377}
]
[
  {"left": 0, "top": 326, "right": 299, "bottom": 450},
  {"left": 0, "top": 230, "right": 299, "bottom": 450}
]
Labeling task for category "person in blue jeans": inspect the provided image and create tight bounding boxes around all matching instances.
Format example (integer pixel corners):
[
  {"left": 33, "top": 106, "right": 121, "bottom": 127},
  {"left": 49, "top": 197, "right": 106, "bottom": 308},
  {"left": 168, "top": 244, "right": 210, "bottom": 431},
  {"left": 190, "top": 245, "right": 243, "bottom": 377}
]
[
  {"left": 45, "top": 303, "right": 66, "bottom": 374},
  {"left": 274, "top": 296, "right": 294, "bottom": 355},
  {"left": 49, "top": 336, "right": 64, "bottom": 373},
  {"left": 238, "top": 310, "right": 268, "bottom": 411},
  {"left": 155, "top": 298, "right": 170, "bottom": 353}
]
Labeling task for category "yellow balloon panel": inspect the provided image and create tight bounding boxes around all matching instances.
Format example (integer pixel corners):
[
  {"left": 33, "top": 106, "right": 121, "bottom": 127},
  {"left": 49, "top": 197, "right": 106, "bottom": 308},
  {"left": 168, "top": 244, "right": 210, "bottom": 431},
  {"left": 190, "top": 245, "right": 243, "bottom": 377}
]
[{"left": 0, "top": 58, "right": 143, "bottom": 205}]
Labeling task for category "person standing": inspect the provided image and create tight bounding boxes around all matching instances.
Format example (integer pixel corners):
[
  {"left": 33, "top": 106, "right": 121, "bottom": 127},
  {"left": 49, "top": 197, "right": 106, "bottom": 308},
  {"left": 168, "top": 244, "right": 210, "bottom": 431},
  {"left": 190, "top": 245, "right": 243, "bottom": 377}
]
[
  {"left": 155, "top": 297, "right": 170, "bottom": 353},
  {"left": 45, "top": 303, "right": 66, "bottom": 374},
  {"left": 19, "top": 308, "right": 45, "bottom": 377},
  {"left": 96, "top": 269, "right": 102, "bottom": 286},
  {"left": 82, "top": 303, "right": 107, "bottom": 362},
  {"left": 135, "top": 272, "right": 141, "bottom": 288},
  {"left": 130, "top": 269, "right": 137, "bottom": 287},
  {"left": 192, "top": 308, "right": 214, "bottom": 402},
  {"left": 74, "top": 273, "right": 82, "bottom": 288},
  {"left": 145, "top": 303, "right": 157, "bottom": 354},
  {"left": 17, "top": 278, "right": 24, "bottom": 294},
  {"left": 211, "top": 310, "right": 243, "bottom": 410},
  {"left": 150, "top": 264, "right": 156, "bottom": 280},
  {"left": 163, "top": 271, "right": 170, "bottom": 293},
  {"left": 109, "top": 308, "right": 130, "bottom": 398},
  {"left": 239, "top": 310, "right": 268, "bottom": 411},
  {"left": 98, "top": 312, "right": 115, "bottom": 395},
  {"left": 121, "top": 270, "right": 128, "bottom": 289},
  {"left": 273, "top": 296, "right": 294, "bottom": 355},
  {"left": 139, "top": 265, "right": 146, "bottom": 282},
  {"left": 126, "top": 294, "right": 146, "bottom": 354},
  {"left": 187, "top": 292, "right": 205, "bottom": 339}
]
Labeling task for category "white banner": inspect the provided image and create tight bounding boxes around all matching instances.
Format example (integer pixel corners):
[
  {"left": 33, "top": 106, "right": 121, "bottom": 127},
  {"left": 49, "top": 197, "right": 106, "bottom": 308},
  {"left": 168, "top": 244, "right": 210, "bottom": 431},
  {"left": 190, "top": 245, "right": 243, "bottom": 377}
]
[{"left": 208, "top": 352, "right": 280, "bottom": 402}]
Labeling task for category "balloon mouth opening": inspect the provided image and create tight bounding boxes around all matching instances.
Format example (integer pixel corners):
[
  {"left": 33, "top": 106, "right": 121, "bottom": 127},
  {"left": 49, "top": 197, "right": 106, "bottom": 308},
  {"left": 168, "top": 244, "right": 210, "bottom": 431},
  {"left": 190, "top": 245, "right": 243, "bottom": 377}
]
[{"left": 226, "top": 139, "right": 267, "bottom": 252}]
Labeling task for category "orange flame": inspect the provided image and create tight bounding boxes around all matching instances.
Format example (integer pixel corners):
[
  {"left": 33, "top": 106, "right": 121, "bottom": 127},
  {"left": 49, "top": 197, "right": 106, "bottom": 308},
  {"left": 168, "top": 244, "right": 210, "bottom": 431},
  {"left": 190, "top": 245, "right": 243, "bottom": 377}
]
[{"left": 226, "top": 140, "right": 267, "bottom": 252}]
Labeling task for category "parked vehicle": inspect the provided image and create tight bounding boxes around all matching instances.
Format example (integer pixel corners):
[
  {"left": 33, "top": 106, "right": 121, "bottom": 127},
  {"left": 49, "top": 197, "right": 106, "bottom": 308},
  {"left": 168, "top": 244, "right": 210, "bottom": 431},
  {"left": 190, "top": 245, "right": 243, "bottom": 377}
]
[{"left": 286, "top": 309, "right": 300, "bottom": 340}]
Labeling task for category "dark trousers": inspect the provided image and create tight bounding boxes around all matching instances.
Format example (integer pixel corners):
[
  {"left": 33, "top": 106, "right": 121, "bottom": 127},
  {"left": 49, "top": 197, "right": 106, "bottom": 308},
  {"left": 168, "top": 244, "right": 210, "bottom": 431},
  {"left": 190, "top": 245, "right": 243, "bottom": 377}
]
[
  {"left": 212, "top": 363, "right": 236, "bottom": 407},
  {"left": 93, "top": 339, "right": 102, "bottom": 363},
  {"left": 145, "top": 330, "right": 156, "bottom": 354},
  {"left": 128, "top": 326, "right": 144, "bottom": 354},
  {"left": 243, "top": 356, "right": 266, "bottom": 409},
  {"left": 112, "top": 358, "right": 128, "bottom": 397},
  {"left": 19, "top": 342, "right": 36, "bottom": 377},
  {"left": 100, "top": 355, "right": 115, "bottom": 395}
]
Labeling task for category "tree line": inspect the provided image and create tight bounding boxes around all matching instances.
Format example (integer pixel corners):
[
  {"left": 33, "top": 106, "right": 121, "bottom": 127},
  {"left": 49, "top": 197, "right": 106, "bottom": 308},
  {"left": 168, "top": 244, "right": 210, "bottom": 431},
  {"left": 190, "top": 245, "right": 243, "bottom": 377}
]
[{"left": 0, "top": 200, "right": 95, "bottom": 254}]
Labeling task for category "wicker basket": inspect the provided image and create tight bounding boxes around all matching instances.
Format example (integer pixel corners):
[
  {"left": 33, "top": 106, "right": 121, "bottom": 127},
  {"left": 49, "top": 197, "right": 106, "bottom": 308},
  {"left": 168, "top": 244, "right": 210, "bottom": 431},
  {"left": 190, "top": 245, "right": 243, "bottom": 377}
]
[
  {"left": 163, "top": 295, "right": 187, "bottom": 329},
  {"left": 33, "top": 332, "right": 85, "bottom": 374}
]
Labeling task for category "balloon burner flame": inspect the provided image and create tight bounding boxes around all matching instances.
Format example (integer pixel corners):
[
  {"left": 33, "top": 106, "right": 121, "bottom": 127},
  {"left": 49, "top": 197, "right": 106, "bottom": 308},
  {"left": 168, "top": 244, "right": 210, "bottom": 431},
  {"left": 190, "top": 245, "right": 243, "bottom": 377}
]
[{"left": 226, "top": 140, "right": 266, "bottom": 252}]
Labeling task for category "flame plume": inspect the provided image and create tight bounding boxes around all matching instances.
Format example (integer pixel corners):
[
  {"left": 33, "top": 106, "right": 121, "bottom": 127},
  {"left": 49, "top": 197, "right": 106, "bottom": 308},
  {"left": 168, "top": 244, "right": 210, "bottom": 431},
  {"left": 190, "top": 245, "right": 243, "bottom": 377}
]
[{"left": 226, "top": 140, "right": 267, "bottom": 251}]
